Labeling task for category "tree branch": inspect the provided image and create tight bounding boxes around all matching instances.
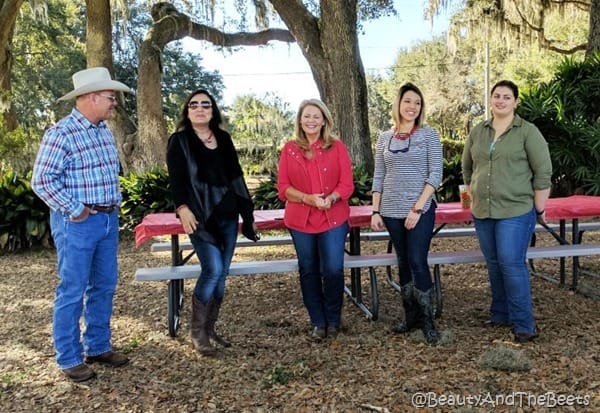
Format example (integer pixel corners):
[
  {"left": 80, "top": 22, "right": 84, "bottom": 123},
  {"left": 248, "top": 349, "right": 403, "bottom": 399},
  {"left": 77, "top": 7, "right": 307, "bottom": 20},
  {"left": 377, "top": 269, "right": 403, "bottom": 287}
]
[
  {"left": 149, "top": 2, "right": 294, "bottom": 48},
  {"left": 550, "top": 0, "right": 591, "bottom": 8},
  {"left": 510, "top": 0, "right": 588, "bottom": 55},
  {"left": 187, "top": 25, "right": 295, "bottom": 47},
  {"left": 546, "top": 43, "right": 588, "bottom": 53}
]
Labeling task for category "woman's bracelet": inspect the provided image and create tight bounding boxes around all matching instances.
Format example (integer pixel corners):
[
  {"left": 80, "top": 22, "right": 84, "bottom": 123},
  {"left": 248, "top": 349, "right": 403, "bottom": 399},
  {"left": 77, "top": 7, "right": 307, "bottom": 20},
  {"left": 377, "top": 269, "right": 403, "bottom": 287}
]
[
  {"left": 301, "top": 194, "right": 306, "bottom": 205},
  {"left": 536, "top": 209, "right": 545, "bottom": 216},
  {"left": 176, "top": 204, "right": 189, "bottom": 213}
]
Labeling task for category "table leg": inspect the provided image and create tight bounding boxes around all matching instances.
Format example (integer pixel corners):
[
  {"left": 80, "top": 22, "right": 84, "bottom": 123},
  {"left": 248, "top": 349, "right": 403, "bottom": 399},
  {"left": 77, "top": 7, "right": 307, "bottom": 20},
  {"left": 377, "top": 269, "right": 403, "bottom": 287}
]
[
  {"left": 559, "top": 221, "right": 566, "bottom": 285},
  {"left": 349, "top": 227, "right": 361, "bottom": 300},
  {"left": 433, "top": 265, "right": 443, "bottom": 319},
  {"left": 572, "top": 219, "right": 580, "bottom": 290},
  {"left": 167, "top": 235, "right": 184, "bottom": 337},
  {"left": 168, "top": 279, "right": 184, "bottom": 337},
  {"left": 343, "top": 227, "right": 378, "bottom": 320}
]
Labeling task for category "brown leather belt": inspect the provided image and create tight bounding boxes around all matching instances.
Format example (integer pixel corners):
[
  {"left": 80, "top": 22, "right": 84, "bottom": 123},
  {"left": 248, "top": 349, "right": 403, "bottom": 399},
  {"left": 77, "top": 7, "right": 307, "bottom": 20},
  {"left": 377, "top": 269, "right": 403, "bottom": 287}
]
[{"left": 85, "top": 204, "right": 119, "bottom": 213}]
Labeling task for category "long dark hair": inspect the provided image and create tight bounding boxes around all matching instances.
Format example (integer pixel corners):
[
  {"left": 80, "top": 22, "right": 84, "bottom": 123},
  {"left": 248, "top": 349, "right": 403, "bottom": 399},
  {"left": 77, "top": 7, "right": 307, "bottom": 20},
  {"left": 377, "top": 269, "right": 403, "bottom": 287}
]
[{"left": 175, "top": 89, "right": 223, "bottom": 133}]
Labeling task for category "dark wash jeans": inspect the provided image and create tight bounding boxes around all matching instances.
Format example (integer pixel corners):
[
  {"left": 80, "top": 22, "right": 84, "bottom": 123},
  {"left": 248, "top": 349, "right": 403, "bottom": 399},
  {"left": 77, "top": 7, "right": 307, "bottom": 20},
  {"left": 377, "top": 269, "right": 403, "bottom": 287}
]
[
  {"left": 289, "top": 221, "right": 349, "bottom": 328},
  {"left": 473, "top": 208, "right": 536, "bottom": 334},
  {"left": 383, "top": 204, "right": 436, "bottom": 292},
  {"left": 189, "top": 217, "right": 238, "bottom": 304}
]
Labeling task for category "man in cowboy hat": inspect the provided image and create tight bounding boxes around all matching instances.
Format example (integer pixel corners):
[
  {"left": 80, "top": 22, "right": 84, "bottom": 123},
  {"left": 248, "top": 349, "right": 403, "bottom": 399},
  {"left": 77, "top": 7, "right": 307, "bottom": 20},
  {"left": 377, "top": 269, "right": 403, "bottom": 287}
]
[{"left": 32, "top": 67, "right": 132, "bottom": 383}]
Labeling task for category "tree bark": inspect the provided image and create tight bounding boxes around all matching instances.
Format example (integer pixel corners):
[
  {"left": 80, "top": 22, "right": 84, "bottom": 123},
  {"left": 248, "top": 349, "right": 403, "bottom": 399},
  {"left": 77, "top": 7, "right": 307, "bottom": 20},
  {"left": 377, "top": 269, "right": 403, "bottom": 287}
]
[
  {"left": 588, "top": 0, "right": 600, "bottom": 56},
  {"left": 133, "top": 3, "right": 295, "bottom": 170},
  {"left": 85, "top": 0, "right": 137, "bottom": 173},
  {"left": 268, "top": 0, "right": 373, "bottom": 172},
  {"left": 0, "top": 0, "right": 25, "bottom": 131}
]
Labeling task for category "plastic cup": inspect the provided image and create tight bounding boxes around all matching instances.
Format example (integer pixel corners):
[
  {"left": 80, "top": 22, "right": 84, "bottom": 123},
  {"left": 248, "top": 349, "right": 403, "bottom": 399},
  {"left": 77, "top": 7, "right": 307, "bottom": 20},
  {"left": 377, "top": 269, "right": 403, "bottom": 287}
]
[{"left": 459, "top": 185, "right": 471, "bottom": 209}]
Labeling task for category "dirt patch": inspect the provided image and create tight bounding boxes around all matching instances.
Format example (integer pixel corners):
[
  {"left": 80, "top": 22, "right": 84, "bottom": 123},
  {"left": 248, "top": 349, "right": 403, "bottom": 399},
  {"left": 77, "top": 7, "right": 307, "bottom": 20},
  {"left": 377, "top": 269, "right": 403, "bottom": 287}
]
[{"left": 1, "top": 230, "right": 599, "bottom": 412}]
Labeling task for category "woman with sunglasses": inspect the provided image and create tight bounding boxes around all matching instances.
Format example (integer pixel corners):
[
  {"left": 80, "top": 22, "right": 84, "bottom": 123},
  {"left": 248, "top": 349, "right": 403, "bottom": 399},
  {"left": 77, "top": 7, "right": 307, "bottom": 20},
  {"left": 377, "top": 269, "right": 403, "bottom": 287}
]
[
  {"left": 370, "top": 82, "right": 443, "bottom": 344},
  {"left": 166, "top": 89, "right": 259, "bottom": 356}
]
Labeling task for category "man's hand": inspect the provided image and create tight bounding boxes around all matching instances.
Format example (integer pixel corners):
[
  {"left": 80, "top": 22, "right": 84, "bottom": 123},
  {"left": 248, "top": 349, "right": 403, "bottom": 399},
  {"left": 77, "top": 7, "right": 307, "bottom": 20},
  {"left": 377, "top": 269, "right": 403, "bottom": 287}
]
[{"left": 70, "top": 206, "right": 95, "bottom": 222}]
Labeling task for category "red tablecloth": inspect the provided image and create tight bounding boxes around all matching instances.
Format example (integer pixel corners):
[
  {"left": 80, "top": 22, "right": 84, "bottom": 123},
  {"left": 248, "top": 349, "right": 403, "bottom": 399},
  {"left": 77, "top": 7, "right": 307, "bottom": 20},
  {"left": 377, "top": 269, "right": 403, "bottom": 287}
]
[{"left": 134, "top": 196, "right": 600, "bottom": 247}]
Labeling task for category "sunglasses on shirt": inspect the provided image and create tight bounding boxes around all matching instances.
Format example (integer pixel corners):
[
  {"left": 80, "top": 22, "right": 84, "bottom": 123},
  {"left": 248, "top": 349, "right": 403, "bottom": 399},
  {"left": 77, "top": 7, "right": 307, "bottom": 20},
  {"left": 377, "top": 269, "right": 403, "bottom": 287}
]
[
  {"left": 188, "top": 100, "right": 212, "bottom": 110},
  {"left": 387, "top": 136, "right": 411, "bottom": 153}
]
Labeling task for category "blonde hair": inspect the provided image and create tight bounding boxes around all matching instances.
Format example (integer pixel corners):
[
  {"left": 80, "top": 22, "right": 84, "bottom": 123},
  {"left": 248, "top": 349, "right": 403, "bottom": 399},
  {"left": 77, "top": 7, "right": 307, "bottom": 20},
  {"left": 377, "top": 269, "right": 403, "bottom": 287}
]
[{"left": 293, "top": 99, "right": 336, "bottom": 151}]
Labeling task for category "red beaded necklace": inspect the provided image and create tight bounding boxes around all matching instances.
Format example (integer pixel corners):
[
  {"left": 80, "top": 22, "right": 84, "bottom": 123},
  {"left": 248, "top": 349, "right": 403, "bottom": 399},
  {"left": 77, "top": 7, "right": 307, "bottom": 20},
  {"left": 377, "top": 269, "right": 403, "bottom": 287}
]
[{"left": 393, "top": 125, "right": 417, "bottom": 140}]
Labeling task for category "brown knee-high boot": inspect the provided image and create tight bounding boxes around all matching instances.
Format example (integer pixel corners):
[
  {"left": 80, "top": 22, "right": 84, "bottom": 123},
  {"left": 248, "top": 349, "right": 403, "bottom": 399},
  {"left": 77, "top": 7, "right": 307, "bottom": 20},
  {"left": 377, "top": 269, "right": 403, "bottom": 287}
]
[
  {"left": 207, "top": 298, "right": 231, "bottom": 348},
  {"left": 191, "top": 295, "right": 217, "bottom": 356}
]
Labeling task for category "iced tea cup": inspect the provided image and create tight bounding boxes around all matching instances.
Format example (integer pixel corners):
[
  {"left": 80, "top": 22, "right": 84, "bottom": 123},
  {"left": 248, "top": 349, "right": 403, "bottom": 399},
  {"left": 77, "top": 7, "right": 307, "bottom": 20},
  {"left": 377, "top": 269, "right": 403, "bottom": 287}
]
[{"left": 459, "top": 185, "right": 471, "bottom": 209}]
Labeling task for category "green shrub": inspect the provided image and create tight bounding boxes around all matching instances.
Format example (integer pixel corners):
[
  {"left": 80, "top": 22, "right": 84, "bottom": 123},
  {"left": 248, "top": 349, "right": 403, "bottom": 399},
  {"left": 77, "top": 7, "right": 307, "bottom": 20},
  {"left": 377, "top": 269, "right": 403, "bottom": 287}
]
[
  {"left": 0, "top": 123, "right": 39, "bottom": 174},
  {"left": 518, "top": 52, "right": 600, "bottom": 195},
  {"left": 349, "top": 163, "right": 373, "bottom": 206},
  {"left": 437, "top": 153, "right": 463, "bottom": 203},
  {"left": 252, "top": 173, "right": 284, "bottom": 210},
  {"left": 0, "top": 170, "right": 50, "bottom": 252},
  {"left": 119, "top": 167, "right": 175, "bottom": 231},
  {"left": 252, "top": 162, "right": 374, "bottom": 210}
]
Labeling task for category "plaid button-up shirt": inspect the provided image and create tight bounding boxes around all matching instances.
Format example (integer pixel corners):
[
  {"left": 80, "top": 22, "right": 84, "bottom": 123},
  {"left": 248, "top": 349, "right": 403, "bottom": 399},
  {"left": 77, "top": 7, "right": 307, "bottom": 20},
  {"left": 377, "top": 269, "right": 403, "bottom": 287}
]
[{"left": 32, "top": 108, "right": 122, "bottom": 219}]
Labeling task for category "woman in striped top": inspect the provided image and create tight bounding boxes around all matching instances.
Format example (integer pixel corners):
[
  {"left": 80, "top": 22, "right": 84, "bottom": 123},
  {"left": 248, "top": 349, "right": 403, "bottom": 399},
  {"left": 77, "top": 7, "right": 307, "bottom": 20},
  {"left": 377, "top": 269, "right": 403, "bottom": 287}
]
[{"left": 371, "top": 82, "right": 443, "bottom": 344}]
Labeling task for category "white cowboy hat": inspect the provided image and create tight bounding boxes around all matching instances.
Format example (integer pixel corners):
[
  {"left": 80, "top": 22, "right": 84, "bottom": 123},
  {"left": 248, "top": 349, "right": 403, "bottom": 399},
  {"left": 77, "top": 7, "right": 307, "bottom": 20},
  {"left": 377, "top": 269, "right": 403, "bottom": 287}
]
[{"left": 58, "top": 67, "right": 132, "bottom": 101}]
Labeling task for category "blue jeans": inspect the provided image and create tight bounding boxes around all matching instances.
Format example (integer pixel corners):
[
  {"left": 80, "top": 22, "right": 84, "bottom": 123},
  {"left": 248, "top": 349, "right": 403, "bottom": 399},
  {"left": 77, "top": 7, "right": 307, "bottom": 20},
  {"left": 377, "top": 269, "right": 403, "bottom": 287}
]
[
  {"left": 50, "top": 210, "right": 119, "bottom": 369},
  {"left": 473, "top": 208, "right": 536, "bottom": 334},
  {"left": 189, "top": 218, "right": 238, "bottom": 304},
  {"left": 383, "top": 205, "right": 436, "bottom": 291},
  {"left": 290, "top": 222, "right": 349, "bottom": 328}
]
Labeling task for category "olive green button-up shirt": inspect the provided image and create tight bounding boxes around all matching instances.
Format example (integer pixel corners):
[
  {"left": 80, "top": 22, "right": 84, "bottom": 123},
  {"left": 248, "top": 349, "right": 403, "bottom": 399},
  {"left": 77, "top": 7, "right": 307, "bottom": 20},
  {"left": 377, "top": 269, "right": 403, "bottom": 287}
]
[{"left": 462, "top": 115, "right": 552, "bottom": 219}]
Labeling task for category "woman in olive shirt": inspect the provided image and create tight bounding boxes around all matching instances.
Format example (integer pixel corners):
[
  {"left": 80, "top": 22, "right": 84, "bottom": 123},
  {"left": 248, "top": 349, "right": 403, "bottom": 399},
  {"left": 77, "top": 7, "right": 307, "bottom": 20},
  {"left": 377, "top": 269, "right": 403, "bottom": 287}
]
[{"left": 462, "top": 80, "right": 552, "bottom": 343}]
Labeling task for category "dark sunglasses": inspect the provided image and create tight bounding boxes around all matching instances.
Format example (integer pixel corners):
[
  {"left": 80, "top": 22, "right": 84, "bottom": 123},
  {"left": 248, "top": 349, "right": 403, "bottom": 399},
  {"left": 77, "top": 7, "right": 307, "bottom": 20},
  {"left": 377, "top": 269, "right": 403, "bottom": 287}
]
[
  {"left": 188, "top": 100, "right": 212, "bottom": 110},
  {"left": 387, "top": 136, "right": 411, "bottom": 153}
]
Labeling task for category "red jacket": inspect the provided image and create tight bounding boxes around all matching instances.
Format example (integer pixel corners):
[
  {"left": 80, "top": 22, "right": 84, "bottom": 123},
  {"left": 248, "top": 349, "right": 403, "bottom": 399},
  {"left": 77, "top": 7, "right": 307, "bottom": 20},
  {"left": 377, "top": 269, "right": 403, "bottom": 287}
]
[{"left": 277, "top": 139, "right": 354, "bottom": 232}]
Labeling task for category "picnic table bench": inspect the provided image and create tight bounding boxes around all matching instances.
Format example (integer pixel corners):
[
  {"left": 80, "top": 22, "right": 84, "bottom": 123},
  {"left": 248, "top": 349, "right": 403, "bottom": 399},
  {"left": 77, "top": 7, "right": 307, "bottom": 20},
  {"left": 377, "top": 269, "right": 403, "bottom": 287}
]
[{"left": 135, "top": 243, "right": 600, "bottom": 334}]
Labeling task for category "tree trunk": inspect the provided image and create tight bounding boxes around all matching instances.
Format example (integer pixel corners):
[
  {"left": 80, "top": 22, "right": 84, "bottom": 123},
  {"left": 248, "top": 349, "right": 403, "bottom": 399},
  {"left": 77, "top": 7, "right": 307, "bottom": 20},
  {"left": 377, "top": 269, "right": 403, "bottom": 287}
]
[
  {"left": 133, "top": 3, "right": 295, "bottom": 171},
  {"left": 0, "top": 0, "right": 25, "bottom": 132},
  {"left": 320, "top": 1, "right": 372, "bottom": 172},
  {"left": 85, "top": 0, "right": 137, "bottom": 173},
  {"left": 136, "top": 31, "right": 168, "bottom": 169},
  {"left": 268, "top": 0, "right": 373, "bottom": 172},
  {"left": 588, "top": 0, "right": 600, "bottom": 56}
]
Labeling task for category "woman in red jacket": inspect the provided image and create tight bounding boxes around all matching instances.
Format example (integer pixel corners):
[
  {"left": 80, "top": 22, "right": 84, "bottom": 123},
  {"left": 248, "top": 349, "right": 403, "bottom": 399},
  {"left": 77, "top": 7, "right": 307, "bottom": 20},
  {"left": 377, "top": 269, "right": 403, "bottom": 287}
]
[{"left": 277, "top": 99, "right": 354, "bottom": 340}]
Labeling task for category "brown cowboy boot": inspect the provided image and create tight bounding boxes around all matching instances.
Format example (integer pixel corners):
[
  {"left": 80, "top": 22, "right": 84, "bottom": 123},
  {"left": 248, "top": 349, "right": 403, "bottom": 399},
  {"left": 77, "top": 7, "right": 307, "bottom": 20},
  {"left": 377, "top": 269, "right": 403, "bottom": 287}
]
[
  {"left": 206, "top": 298, "right": 231, "bottom": 348},
  {"left": 191, "top": 295, "right": 217, "bottom": 356}
]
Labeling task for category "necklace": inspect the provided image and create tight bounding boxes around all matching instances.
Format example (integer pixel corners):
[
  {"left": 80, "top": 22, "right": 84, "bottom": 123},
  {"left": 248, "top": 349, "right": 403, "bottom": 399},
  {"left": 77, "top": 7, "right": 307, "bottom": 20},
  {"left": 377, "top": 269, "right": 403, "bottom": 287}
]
[
  {"left": 393, "top": 125, "right": 417, "bottom": 140},
  {"left": 194, "top": 129, "right": 214, "bottom": 144}
]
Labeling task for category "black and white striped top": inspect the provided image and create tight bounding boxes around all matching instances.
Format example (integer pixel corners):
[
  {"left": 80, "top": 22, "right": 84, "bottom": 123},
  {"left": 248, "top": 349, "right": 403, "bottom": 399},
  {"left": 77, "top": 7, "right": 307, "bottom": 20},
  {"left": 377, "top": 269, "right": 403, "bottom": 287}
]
[{"left": 371, "top": 126, "right": 443, "bottom": 218}]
